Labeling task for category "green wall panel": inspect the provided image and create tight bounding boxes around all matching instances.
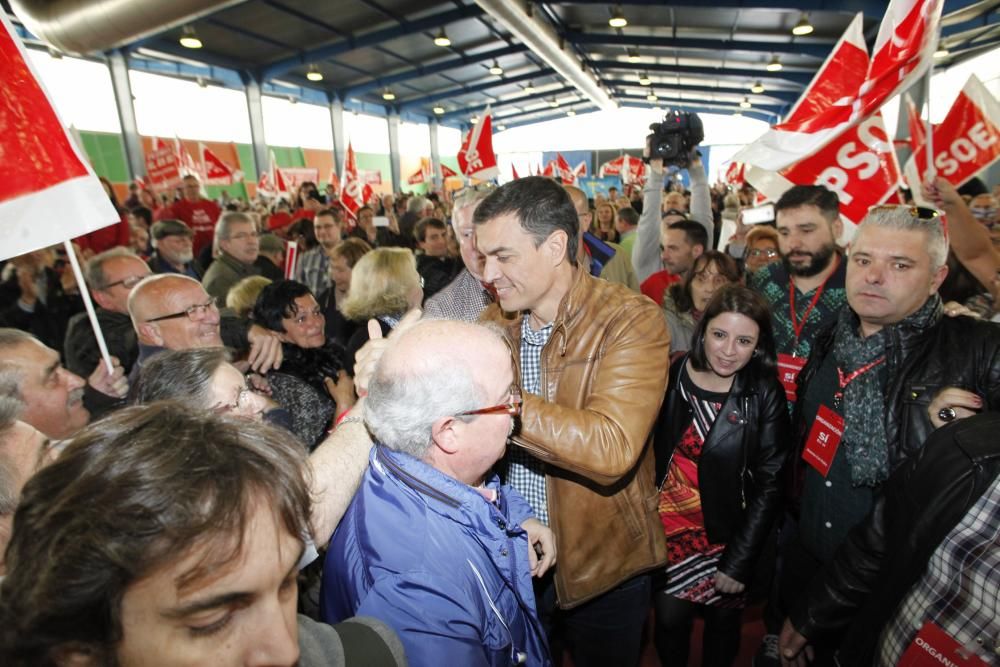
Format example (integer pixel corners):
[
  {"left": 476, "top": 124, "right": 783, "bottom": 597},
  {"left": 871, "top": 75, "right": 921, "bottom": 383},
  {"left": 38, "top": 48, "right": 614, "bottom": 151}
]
[{"left": 80, "top": 131, "right": 129, "bottom": 182}]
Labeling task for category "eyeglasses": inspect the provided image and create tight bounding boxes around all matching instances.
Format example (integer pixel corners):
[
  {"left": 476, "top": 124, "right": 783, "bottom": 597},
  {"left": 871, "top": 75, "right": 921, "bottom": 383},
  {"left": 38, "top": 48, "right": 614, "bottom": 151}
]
[
  {"left": 456, "top": 387, "right": 522, "bottom": 418},
  {"left": 145, "top": 297, "right": 219, "bottom": 323},
  {"left": 227, "top": 231, "right": 259, "bottom": 241},
  {"left": 102, "top": 275, "right": 146, "bottom": 290},
  {"left": 747, "top": 248, "right": 780, "bottom": 258},
  {"left": 214, "top": 386, "right": 258, "bottom": 415}
]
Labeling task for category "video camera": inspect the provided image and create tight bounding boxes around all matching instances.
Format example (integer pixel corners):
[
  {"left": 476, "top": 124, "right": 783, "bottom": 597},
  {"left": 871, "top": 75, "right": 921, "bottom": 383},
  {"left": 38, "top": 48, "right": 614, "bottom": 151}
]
[{"left": 646, "top": 110, "right": 704, "bottom": 168}]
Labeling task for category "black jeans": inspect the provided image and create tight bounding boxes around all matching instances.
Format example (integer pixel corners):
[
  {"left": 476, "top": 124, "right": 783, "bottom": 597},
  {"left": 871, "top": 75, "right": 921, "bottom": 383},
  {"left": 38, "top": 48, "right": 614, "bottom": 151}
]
[
  {"left": 653, "top": 591, "right": 743, "bottom": 667},
  {"left": 535, "top": 572, "right": 652, "bottom": 667}
]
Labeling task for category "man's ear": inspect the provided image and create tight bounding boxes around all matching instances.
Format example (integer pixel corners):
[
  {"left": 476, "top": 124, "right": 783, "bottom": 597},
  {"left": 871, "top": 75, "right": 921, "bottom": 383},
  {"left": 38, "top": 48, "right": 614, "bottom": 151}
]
[
  {"left": 692, "top": 244, "right": 705, "bottom": 259},
  {"left": 136, "top": 321, "right": 164, "bottom": 347},
  {"left": 544, "top": 230, "right": 569, "bottom": 266},
  {"left": 832, "top": 218, "right": 845, "bottom": 244},
  {"left": 930, "top": 262, "right": 949, "bottom": 294},
  {"left": 430, "top": 416, "right": 460, "bottom": 455},
  {"left": 50, "top": 643, "right": 101, "bottom": 667}
]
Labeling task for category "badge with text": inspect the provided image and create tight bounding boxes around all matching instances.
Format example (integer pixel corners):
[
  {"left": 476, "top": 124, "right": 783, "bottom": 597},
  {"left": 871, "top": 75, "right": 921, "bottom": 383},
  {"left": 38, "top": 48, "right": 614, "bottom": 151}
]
[
  {"left": 802, "top": 404, "right": 844, "bottom": 477},
  {"left": 898, "top": 621, "right": 992, "bottom": 667},
  {"left": 778, "top": 354, "right": 807, "bottom": 403}
]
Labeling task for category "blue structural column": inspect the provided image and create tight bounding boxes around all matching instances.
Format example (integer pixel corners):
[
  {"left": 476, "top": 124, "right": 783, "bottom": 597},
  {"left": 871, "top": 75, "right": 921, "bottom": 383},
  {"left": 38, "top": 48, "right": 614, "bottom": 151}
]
[
  {"left": 106, "top": 49, "right": 145, "bottom": 180},
  {"left": 387, "top": 111, "right": 402, "bottom": 193},
  {"left": 429, "top": 119, "right": 442, "bottom": 189},
  {"left": 243, "top": 74, "right": 269, "bottom": 184},
  {"left": 330, "top": 98, "right": 346, "bottom": 174}
]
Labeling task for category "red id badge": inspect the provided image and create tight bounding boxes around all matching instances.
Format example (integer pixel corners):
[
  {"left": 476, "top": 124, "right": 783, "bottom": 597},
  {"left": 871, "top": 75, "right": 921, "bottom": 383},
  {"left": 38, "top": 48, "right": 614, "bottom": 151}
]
[
  {"left": 778, "top": 354, "right": 807, "bottom": 403},
  {"left": 802, "top": 404, "right": 843, "bottom": 477},
  {"left": 897, "top": 621, "right": 992, "bottom": 667}
]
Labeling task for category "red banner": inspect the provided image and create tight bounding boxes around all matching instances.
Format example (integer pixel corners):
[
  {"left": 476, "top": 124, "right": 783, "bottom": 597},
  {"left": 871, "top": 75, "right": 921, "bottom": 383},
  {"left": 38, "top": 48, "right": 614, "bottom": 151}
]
[
  {"left": 340, "top": 142, "right": 363, "bottom": 220},
  {"left": 555, "top": 153, "right": 575, "bottom": 185},
  {"left": 145, "top": 146, "right": 181, "bottom": 188},
  {"left": 458, "top": 108, "right": 499, "bottom": 180},
  {"left": 200, "top": 143, "right": 241, "bottom": 185},
  {"left": 440, "top": 164, "right": 458, "bottom": 179}
]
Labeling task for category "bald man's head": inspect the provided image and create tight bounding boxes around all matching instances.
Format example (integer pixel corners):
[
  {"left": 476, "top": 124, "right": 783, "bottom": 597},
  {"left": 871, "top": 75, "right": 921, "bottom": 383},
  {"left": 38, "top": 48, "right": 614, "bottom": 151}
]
[{"left": 129, "top": 275, "right": 222, "bottom": 350}]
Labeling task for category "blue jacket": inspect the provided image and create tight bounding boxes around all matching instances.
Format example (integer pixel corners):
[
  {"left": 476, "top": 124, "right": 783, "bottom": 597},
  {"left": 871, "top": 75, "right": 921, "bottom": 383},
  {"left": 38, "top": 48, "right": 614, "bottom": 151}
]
[{"left": 321, "top": 445, "right": 550, "bottom": 667}]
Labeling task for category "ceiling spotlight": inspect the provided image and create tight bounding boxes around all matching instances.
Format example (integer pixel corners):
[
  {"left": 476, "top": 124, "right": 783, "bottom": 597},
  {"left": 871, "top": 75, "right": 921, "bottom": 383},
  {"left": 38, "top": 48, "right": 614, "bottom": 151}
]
[
  {"left": 567, "top": 109, "right": 576, "bottom": 116},
  {"left": 488, "top": 60, "right": 504, "bottom": 76},
  {"left": 433, "top": 28, "right": 451, "bottom": 47},
  {"left": 609, "top": 7, "right": 628, "bottom": 28},
  {"left": 766, "top": 55, "right": 783, "bottom": 72},
  {"left": 382, "top": 89, "right": 396, "bottom": 101},
  {"left": 751, "top": 80, "right": 765, "bottom": 94},
  {"left": 740, "top": 96, "right": 752, "bottom": 109},
  {"left": 196, "top": 76, "right": 208, "bottom": 88},
  {"left": 647, "top": 92, "right": 658, "bottom": 102},
  {"left": 47, "top": 48, "right": 63, "bottom": 59},
  {"left": 638, "top": 72, "right": 651, "bottom": 86},
  {"left": 497, "top": 124, "right": 507, "bottom": 131},
  {"left": 626, "top": 48, "right": 641, "bottom": 64},
  {"left": 306, "top": 65, "right": 323, "bottom": 82},
  {"left": 523, "top": 82, "right": 535, "bottom": 94},
  {"left": 179, "top": 26, "right": 202, "bottom": 49},
  {"left": 933, "top": 47, "right": 950, "bottom": 58},
  {"left": 792, "top": 15, "right": 814, "bottom": 36},
  {"left": 734, "top": 109, "right": 743, "bottom": 116},
  {"left": 549, "top": 98, "right": 560, "bottom": 108},
  {"left": 288, "top": 96, "right": 297, "bottom": 105},
  {"left": 433, "top": 106, "right": 446, "bottom": 114},
  {"left": 471, "top": 115, "right": 479, "bottom": 123}
]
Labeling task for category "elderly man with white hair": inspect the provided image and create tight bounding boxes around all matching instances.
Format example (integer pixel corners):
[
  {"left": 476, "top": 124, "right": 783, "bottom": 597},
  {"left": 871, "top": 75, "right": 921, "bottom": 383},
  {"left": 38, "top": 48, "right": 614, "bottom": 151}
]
[{"left": 321, "top": 319, "right": 554, "bottom": 666}]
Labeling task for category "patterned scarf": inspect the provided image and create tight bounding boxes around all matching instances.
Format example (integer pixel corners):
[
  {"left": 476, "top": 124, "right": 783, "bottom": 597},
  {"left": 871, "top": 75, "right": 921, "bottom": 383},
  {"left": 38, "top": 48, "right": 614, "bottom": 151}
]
[{"left": 832, "top": 295, "right": 941, "bottom": 486}]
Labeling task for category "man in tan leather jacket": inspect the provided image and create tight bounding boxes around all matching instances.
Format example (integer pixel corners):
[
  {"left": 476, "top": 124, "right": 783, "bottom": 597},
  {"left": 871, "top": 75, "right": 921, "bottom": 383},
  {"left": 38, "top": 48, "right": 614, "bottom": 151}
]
[{"left": 473, "top": 176, "right": 670, "bottom": 666}]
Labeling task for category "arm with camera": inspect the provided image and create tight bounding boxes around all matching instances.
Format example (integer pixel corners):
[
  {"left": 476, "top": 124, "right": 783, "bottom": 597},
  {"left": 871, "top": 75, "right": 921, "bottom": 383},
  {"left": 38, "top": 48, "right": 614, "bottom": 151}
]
[
  {"left": 687, "top": 152, "right": 714, "bottom": 249},
  {"left": 633, "top": 155, "right": 666, "bottom": 284}
]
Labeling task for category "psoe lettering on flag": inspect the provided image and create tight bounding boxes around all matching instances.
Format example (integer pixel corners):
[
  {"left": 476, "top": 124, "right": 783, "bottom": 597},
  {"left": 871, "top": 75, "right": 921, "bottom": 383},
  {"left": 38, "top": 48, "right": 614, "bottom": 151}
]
[
  {"left": 0, "top": 13, "right": 119, "bottom": 260},
  {"left": 457, "top": 107, "right": 500, "bottom": 181},
  {"left": 746, "top": 111, "right": 902, "bottom": 229},
  {"left": 340, "top": 141, "right": 363, "bottom": 221}
]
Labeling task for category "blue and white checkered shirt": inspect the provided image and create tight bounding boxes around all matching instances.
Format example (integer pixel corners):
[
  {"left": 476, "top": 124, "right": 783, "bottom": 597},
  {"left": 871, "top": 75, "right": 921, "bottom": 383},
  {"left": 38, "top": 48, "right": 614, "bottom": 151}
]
[
  {"left": 877, "top": 474, "right": 1000, "bottom": 665},
  {"left": 506, "top": 316, "right": 553, "bottom": 525}
]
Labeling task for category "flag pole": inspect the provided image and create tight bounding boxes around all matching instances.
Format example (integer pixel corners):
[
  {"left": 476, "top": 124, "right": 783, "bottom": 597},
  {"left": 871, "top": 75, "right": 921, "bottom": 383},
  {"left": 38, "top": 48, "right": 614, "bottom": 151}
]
[{"left": 63, "top": 240, "right": 114, "bottom": 374}]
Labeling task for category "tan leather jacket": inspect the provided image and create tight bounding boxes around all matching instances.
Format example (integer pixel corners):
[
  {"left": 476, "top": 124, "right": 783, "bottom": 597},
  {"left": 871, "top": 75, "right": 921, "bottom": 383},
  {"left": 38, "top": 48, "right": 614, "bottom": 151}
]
[{"left": 482, "top": 268, "right": 670, "bottom": 608}]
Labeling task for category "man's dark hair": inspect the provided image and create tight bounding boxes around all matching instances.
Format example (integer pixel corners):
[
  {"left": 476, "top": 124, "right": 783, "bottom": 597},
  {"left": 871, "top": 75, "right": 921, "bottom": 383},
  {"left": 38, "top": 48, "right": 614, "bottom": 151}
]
[
  {"left": 129, "top": 205, "right": 152, "bottom": 227},
  {"left": 414, "top": 217, "right": 448, "bottom": 243},
  {"left": 472, "top": 176, "right": 578, "bottom": 265},
  {"left": 128, "top": 347, "right": 231, "bottom": 408},
  {"left": 617, "top": 208, "right": 639, "bottom": 228},
  {"left": 774, "top": 185, "right": 840, "bottom": 222},
  {"left": 0, "top": 403, "right": 311, "bottom": 666},
  {"left": 689, "top": 284, "right": 777, "bottom": 375},
  {"left": 252, "top": 279, "right": 315, "bottom": 334},
  {"left": 315, "top": 208, "right": 342, "bottom": 221},
  {"left": 668, "top": 219, "right": 709, "bottom": 250}
]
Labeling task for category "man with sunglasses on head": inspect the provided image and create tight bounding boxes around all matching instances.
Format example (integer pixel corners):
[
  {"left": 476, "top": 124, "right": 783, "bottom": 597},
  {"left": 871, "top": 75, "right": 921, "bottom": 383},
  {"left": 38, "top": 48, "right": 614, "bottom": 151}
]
[
  {"left": 127, "top": 274, "right": 283, "bottom": 378},
  {"left": 773, "top": 204, "right": 1000, "bottom": 665},
  {"left": 64, "top": 248, "right": 151, "bottom": 377},
  {"left": 322, "top": 319, "right": 553, "bottom": 666}
]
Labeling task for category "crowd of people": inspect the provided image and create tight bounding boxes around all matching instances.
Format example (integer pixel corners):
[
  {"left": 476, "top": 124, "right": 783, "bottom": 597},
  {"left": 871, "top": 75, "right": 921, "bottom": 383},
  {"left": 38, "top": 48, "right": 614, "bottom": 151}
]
[{"left": 0, "top": 151, "right": 999, "bottom": 667}]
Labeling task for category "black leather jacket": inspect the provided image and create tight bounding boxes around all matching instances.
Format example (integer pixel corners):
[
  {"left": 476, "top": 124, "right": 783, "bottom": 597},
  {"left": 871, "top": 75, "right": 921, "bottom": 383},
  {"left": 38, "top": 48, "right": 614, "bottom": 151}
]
[
  {"left": 654, "top": 355, "right": 791, "bottom": 584},
  {"left": 791, "top": 413, "right": 1000, "bottom": 665},
  {"left": 794, "top": 302, "right": 1000, "bottom": 477}
]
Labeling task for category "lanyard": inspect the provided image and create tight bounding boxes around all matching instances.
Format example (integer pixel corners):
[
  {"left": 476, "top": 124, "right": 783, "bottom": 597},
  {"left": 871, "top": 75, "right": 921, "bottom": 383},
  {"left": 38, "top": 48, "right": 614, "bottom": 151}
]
[
  {"left": 833, "top": 356, "right": 885, "bottom": 408},
  {"left": 788, "top": 254, "right": 839, "bottom": 348}
]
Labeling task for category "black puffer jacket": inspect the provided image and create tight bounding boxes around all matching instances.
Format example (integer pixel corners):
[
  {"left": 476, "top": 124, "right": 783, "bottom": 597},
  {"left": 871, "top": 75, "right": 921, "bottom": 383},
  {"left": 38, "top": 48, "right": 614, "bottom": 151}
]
[
  {"left": 793, "top": 301, "right": 1000, "bottom": 478},
  {"left": 654, "top": 355, "right": 791, "bottom": 584},
  {"left": 791, "top": 413, "right": 1000, "bottom": 665}
]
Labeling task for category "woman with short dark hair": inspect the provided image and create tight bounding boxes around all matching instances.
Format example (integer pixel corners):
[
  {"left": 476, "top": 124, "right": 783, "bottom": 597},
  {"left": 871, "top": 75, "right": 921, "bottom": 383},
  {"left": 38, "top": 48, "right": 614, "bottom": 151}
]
[{"left": 652, "top": 285, "right": 790, "bottom": 667}]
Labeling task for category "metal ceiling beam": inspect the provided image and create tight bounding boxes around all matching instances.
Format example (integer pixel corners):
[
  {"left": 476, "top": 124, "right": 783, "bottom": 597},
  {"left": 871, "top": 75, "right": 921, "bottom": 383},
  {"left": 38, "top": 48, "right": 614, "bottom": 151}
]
[
  {"left": 564, "top": 30, "right": 833, "bottom": 59},
  {"left": 494, "top": 103, "right": 601, "bottom": 128},
  {"left": 589, "top": 59, "right": 814, "bottom": 86},
  {"left": 603, "top": 78, "right": 799, "bottom": 103},
  {"left": 438, "top": 85, "right": 577, "bottom": 120},
  {"left": 261, "top": 4, "right": 484, "bottom": 79},
  {"left": 339, "top": 44, "right": 529, "bottom": 98},
  {"left": 397, "top": 69, "right": 555, "bottom": 110},
  {"left": 617, "top": 91, "right": 783, "bottom": 112},
  {"left": 528, "top": 0, "right": 889, "bottom": 18},
  {"left": 619, "top": 100, "right": 779, "bottom": 123}
]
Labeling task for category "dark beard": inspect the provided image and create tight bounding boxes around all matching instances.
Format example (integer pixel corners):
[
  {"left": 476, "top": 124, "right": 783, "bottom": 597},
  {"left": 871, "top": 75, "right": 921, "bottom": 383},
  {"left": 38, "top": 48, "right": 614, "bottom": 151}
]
[{"left": 783, "top": 243, "right": 836, "bottom": 278}]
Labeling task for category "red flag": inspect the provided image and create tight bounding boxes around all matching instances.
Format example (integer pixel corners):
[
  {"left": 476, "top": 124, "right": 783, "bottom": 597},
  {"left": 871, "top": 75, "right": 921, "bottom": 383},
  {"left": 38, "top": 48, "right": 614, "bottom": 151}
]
[
  {"left": 736, "top": 0, "right": 943, "bottom": 171},
  {"left": 458, "top": 107, "right": 500, "bottom": 180},
  {"left": 339, "top": 142, "right": 363, "bottom": 220},
  {"left": 407, "top": 166, "right": 426, "bottom": 185},
  {"left": 555, "top": 153, "right": 575, "bottom": 184},
  {"left": 905, "top": 93, "right": 929, "bottom": 155},
  {"left": 746, "top": 111, "right": 902, "bottom": 226},
  {"left": 440, "top": 163, "right": 458, "bottom": 179},
  {"left": 725, "top": 162, "right": 746, "bottom": 186},
  {"left": 200, "top": 143, "right": 241, "bottom": 185},
  {"left": 512, "top": 164, "right": 520, "bottom": 180},
  {"left": 573, "top": 161, "right": 588, "bottom": 178},
  {"left": 905, "top": 75, "right": 1000, "bottom": 197},
  {"left": 176, "top": 137, "right": 203, "bottom": 180},
  {"left": 599, "top": 156, "right": 624, "bottom": 177},
  {"left": 0, "top": 13, "right": 119, "bottom": 259},
  {"left": 541, "top": 162, "right": 555, "bottom": 178}
]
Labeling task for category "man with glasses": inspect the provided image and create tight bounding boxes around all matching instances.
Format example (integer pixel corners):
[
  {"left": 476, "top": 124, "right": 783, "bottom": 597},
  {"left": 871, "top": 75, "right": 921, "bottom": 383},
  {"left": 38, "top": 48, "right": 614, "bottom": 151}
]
[
  {"left": 296, "top": 208, "right": 343, "bottom": 295},
  {"left": 128, "top": 274, "right": 282, "bottom": 377},
  {"left": 770, "top": 204, "right": 1000, "bottom": 664},
  {"left": 202, "top": 212, "right": 261, "bottom": 304},
  {"left": 64, "top": 248, "right": 151, "bottom": 377},
  {"left": 322, "top": 319, "right": 553, "bottom": 665}
]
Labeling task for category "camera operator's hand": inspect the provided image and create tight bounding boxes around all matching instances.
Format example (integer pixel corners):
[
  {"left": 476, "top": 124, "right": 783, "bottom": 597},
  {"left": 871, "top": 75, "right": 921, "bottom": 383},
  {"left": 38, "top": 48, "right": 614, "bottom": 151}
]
[{"left": 689, "top": 147, "right": 702, "bottom": 166}]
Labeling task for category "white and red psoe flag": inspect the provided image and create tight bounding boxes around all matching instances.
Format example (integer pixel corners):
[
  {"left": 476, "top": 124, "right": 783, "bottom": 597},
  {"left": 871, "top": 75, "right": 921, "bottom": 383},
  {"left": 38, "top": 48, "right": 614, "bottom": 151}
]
[
  {"left": 440, "top": 163, "right": 458, "bottom": 179},
  {"left": 0, "top": 13, "right": 119, "bottom": 260},
  {"left": 541, "top": 161, "right": 556, "bottom": 178},
  {"left": 406, "top": 166, "right": 426, "bottom": 185},
  {"left": 598, "top": 156, "right": 623, "bottom": 177},
  {"left": 725, "top": 161, "right": 746, "bottom": 187},
  {"left": 573, "top": 161, "right": 588, "bottom": 178},
  {"left": 200, "top": 143, "right": 241, "bottom": 185},
  {"left": 511, "top": 164, "right": 520, "bottom": 180},
  {"left": 339, "top": 141, "right": 364, "bottom": 221},
  {"left": 907, "top": 76, "right": 1000, "bottom": 187},
  {"left": 555, "top": 153, "right": 576, "bottom": 185},
  {"left": 746, "top": 111, "right": 903, "bottom": 228},
  {"left": 457, "top": 107, "right": 500, "bottom": 180},
  {"left": 736, "top": 0, "right": 943, "bottom": 171}
]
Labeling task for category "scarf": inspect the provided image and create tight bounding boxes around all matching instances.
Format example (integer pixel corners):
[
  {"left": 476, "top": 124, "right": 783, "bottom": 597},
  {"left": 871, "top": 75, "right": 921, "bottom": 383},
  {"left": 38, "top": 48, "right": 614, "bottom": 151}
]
[{"left": 832, "top": 294, "right": 941, "bottom": 486}]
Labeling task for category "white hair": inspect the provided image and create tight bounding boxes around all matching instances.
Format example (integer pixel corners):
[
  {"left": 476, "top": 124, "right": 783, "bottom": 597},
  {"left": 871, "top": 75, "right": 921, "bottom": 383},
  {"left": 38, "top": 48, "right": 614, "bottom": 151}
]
[{"left": 856, "top": 206, "right": 949, "bottom": 270}]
